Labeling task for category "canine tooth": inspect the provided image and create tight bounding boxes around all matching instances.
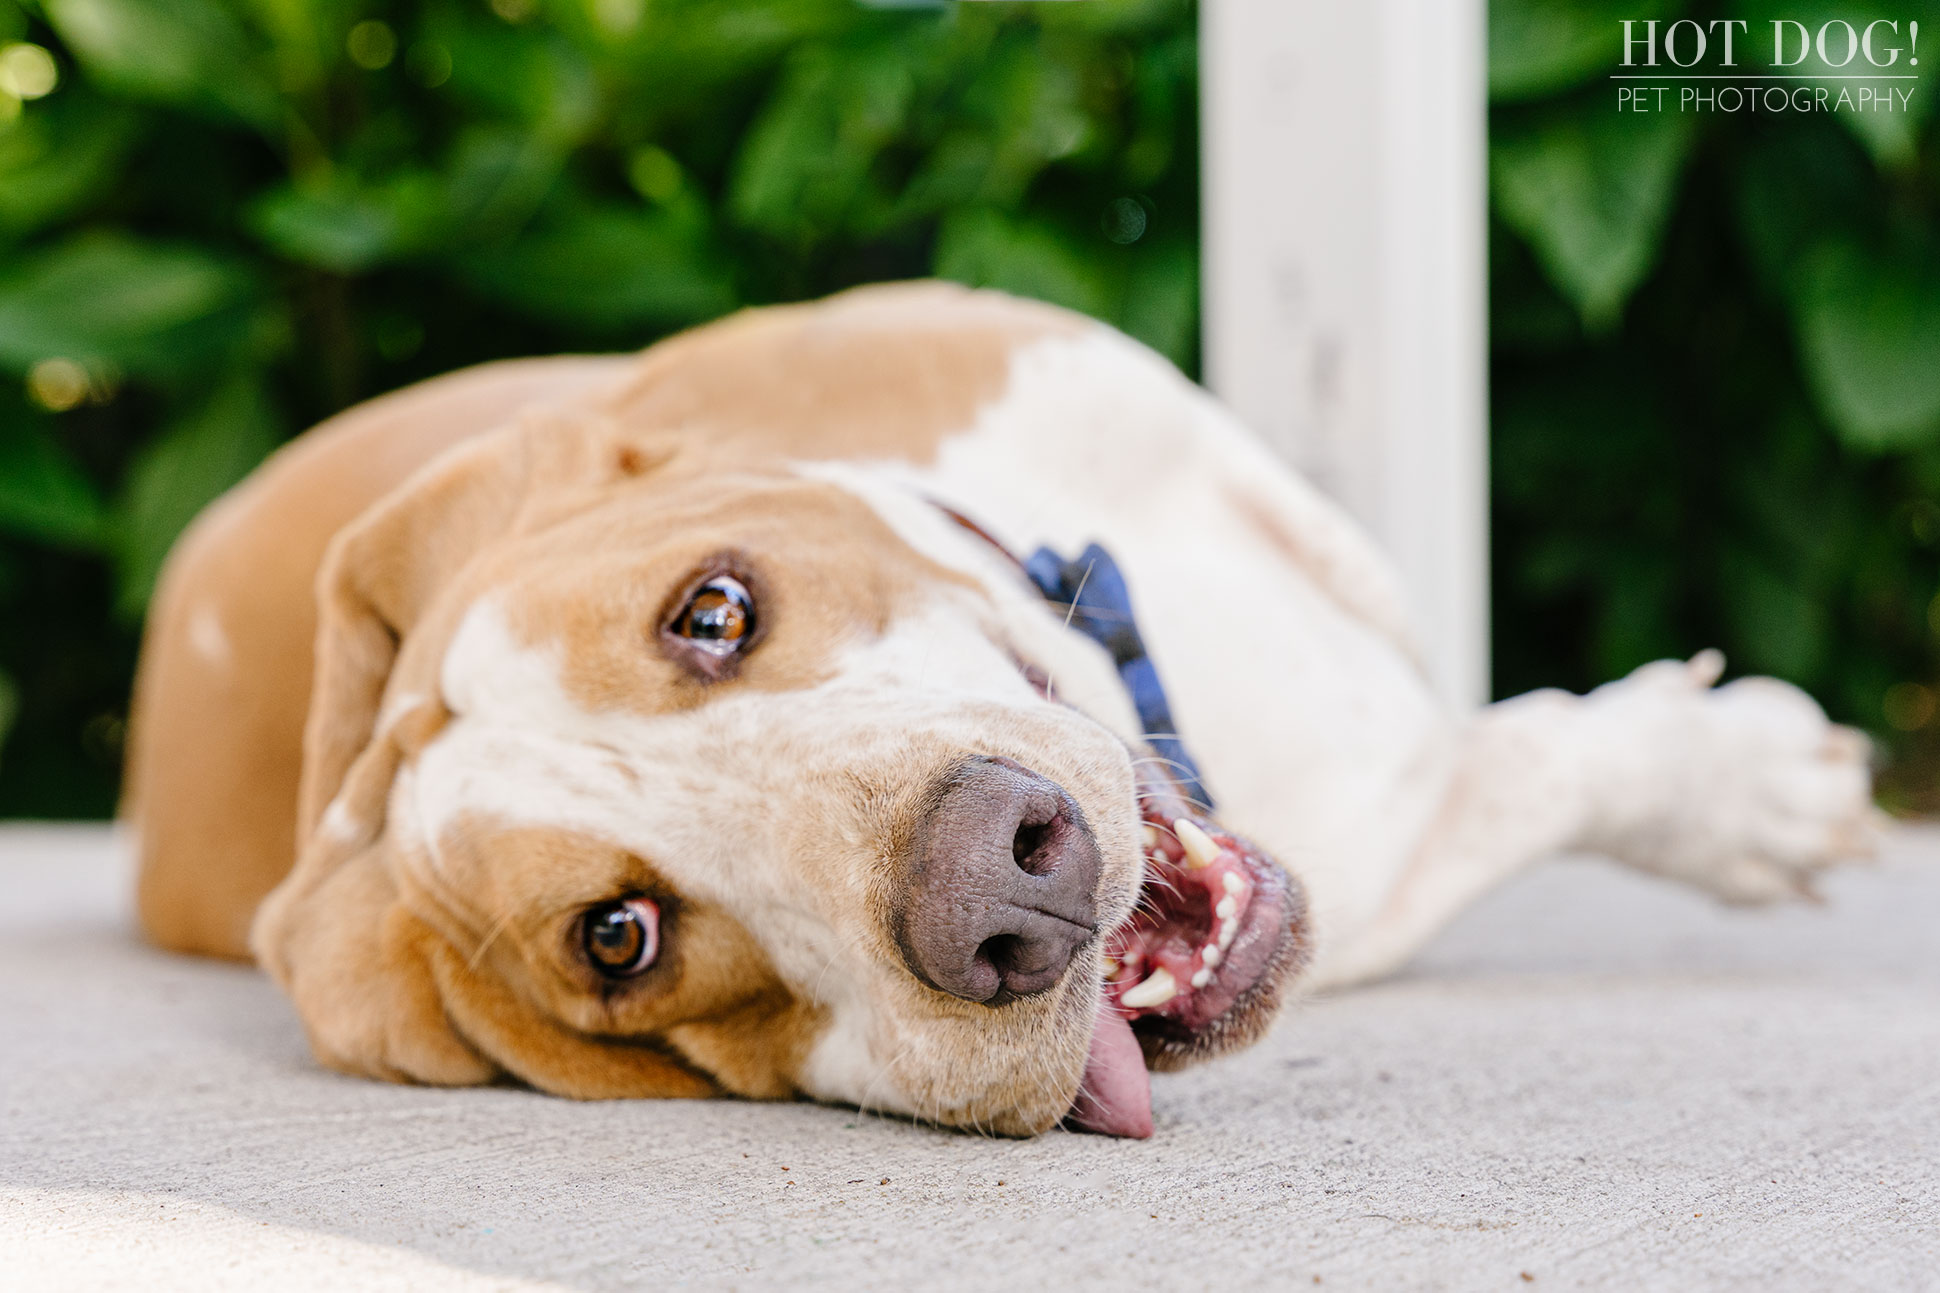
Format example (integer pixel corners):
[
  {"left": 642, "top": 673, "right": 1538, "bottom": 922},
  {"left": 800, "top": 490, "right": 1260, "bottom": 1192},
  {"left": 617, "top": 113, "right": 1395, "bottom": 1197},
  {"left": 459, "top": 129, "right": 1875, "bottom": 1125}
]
[
  {"left": 1175, "top": 819, "right": 1220, "bottom": 870},
  {"left": 1201, "top": 945, "right": 1220, "bottom": 968},
  {"left": 1223, "top": 872, "right": 1244, "bottom": 895},
  {"left": 1118, "top": 968, "right": 1178, "bottom": 1009},
  {"left": 1191, "top": 968, "right": 1213, "bottom": 989},
  {"left": 1216, "top": 896, "right": 1238, "bottom": 921}
]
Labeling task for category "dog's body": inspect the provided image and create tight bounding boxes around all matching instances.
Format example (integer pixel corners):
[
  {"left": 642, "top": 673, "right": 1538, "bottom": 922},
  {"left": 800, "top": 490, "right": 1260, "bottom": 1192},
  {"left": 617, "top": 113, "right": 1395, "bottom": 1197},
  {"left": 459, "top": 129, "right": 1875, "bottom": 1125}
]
[{"left": 129, "top": 283, "right": 1874, "bottom": 1136}]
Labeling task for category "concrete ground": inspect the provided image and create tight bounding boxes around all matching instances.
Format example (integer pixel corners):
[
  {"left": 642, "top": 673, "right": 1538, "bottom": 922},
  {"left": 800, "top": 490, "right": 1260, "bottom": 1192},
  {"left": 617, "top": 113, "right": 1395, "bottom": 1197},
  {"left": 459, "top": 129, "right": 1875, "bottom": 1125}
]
[{"left": 1, "top": 824, "right": 1936, "bottom": 1292}]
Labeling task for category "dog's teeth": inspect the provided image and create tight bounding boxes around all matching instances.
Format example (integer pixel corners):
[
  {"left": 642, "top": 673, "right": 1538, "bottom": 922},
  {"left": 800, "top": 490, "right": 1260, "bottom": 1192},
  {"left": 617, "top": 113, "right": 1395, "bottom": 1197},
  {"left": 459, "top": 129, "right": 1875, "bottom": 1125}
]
[
  {"left": 1215, "top": 895, "right": 1238, "bottom": 921},
  {"left": 1201, "top": 945, "right": 1220, "bottom": 968},
  {"left": 1191, "top": 968, "right": 1213, "bottom": 989},
  {"left": 1222, "top": 872, "right": 1244, "bottom": 895},
  {"left": 1118, "top": 968, "right": 1178, "bottom": 1009},
  {"left": 1141, "top": 824, "right": 1162, "bottom": 852},
  {"left": 1101, "top": 955, "right": 1121, "bottom": 980},
  {"left": 1175, "top": 819, "right": 1220, "bottom": 870},
  {"left": 1218, "top": 918, "right": 1238, "bottom": 951}
]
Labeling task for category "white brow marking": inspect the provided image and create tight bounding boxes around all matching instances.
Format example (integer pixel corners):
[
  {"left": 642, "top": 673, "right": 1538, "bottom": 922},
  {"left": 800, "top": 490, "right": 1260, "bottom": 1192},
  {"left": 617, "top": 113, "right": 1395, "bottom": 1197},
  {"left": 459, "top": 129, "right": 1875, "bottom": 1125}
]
[
  {"left": 188, "top": 604, "right": 231, "bottom": 669},
  {"left": 318, "top": 796, "right": 362, "bottom": 844}
]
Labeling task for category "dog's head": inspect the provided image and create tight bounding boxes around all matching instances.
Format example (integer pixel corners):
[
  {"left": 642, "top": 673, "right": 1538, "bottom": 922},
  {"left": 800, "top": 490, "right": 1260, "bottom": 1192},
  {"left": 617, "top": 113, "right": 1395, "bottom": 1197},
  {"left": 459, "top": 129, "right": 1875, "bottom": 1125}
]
[{"left": 253, "top": 410, "right": 1309, "bottom": 1137}]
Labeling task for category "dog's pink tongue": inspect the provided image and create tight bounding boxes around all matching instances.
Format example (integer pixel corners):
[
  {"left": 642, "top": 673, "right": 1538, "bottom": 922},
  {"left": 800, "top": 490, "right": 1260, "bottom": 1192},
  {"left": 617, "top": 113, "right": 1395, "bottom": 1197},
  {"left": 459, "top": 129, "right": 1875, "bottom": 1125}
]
[{"left": 1068, "top": 1002, "right": 1152, "bottom": 1138}]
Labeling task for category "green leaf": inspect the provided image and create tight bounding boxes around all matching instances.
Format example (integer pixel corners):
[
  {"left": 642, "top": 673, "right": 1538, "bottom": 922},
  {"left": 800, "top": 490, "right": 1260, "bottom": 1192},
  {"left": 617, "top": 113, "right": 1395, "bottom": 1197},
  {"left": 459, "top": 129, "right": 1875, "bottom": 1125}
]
[
  {"left": 0, "top": 93, "right": 141, "bottom": 239},
  {"left": 0, "top": 233, "right": 270, "bottom": 381},
  {"left": 0, "top": 410, "right": 105, "bottom": 547},
  {"left": 1491, "top": 0, "right": 1687, "bottom": 102},
  {"left": 934, "top": 207, "right": 1113, "bottom": 320},
  {"left": 246, "top": 129, "right": 568, "bottom": 272},
  {"left": 436, "top": 13, "right": 601, "bottom": 144},
  {"left": 42, "top": 0, "right": 281, "bottom": 132},
  {"left": 729, "top": 34, "right": 924, "bottom": 242},
  {"left": 111, "top": 374, "right": 279, "bottom": 618},
  {"left": 1591, "top": 558, "right": 1683, "bottom": 680},
  {"left": 1719, "top": 543, "right": 1831, "bottom": 681},
  {"left": 247, "top": 172, "right": 447, "bottom": 273},
  {"left": 454, "top": 203, "right": 737, "bottom": 332},
  {"left": 1794, "top": 241, "right": 1940, "bottom": 452},
  {"left": 1491, "top": 97, "right": 1695, "bottom": 330},
  {"left": 1489, "top": 218, "right": 1583, "bottom": 354},
  {"left": 1119, "top": 233, "right": 1196, "bottom": 371},
  {"left": 1732, "top": 121, "right": 1875, "bottom": 307},
  {"left": 437, "top": 128, "right": 567, "bottom": 242}
]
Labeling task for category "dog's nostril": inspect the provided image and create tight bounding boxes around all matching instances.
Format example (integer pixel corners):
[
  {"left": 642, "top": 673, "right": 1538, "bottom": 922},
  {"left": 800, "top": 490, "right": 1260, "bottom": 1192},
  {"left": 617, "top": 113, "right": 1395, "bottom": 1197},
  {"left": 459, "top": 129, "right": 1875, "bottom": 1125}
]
[
  {"left": 1011, "top": 818, "right": 1055, "bottom": 873},
  {"left": 898, "top": 759, "right": 1101, "bottom": 1003},
  {"left": 977, "top": 934, "right": 1020, "bottom": 977}
]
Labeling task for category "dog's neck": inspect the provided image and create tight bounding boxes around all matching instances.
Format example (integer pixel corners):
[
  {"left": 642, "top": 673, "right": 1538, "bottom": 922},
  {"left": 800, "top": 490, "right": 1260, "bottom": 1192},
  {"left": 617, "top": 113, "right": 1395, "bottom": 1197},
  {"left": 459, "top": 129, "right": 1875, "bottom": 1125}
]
[{"left": 935, "top": 506, "right": 1215, "bottom": 810}]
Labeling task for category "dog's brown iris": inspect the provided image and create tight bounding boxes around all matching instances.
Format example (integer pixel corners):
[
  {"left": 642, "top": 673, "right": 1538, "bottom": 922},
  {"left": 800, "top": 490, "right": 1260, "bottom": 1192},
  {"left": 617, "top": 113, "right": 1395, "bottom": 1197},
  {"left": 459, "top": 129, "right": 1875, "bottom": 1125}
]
[
  {"left": 583, "top": 898, "right": 660, "bottom": 977},
  {"left": 672, "top": 576, "right": 754, "bottom": 654}
]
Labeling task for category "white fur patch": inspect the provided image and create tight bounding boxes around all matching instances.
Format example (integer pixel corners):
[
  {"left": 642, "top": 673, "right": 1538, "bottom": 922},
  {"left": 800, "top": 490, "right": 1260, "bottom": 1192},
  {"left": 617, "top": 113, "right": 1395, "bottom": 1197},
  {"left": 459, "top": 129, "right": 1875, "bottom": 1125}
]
[
  {"left": 801, "top": 329, "right": 1453, "bottom": 951},
  {"left": 318, "top": 796, "right": 363, "bottom": 845},
  {"left": 188, "top": 604, "right": 231, "bottom": 670}
]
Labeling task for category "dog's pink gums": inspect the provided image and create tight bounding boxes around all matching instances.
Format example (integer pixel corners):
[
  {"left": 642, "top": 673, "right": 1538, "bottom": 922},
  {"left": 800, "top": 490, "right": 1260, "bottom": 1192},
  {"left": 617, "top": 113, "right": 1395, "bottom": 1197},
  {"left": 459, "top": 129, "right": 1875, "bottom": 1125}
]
[{"left": 1104, "top": 808, "right": 1257, "bottom": 1020}]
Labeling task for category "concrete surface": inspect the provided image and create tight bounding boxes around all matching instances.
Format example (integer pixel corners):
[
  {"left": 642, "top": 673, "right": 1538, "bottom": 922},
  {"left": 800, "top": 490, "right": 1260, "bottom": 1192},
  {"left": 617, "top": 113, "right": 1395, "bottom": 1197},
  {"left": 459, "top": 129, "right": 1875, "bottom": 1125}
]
[{"left": 1, "top": 823, "right": 1936, "bottom": 1291}]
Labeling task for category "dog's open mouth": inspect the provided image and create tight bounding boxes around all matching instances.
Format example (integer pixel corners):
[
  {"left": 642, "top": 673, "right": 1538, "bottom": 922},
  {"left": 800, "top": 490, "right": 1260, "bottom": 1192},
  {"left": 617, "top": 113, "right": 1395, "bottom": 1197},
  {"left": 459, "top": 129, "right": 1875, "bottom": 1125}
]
[{"left": 1066, "top": 770, "right": 1309, "bottom": 1138}]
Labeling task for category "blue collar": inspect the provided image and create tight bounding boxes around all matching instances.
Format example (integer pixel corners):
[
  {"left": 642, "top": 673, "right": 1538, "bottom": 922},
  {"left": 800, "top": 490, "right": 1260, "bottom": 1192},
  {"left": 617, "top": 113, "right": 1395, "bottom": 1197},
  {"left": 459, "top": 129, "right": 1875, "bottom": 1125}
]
[
  {"left": 1022, "top": 543, "right": 1215, "bottom": 811},
  {"left": 933, "top": 506, "right": 1214, "bottom": 810}
]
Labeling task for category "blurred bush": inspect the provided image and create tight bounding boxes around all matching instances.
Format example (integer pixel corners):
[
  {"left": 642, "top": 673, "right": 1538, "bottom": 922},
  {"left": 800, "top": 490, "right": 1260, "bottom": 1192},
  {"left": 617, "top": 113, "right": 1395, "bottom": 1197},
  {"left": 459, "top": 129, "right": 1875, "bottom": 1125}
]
[
  {"left": 2, "top": 0, "right": 1938, "bottom": 817},
  {"left": 1489, "top": 0, "right": 1940, "bottom": 809},
  {"left": 0, "top": 0, "right": 1197, "bottom": 814}
]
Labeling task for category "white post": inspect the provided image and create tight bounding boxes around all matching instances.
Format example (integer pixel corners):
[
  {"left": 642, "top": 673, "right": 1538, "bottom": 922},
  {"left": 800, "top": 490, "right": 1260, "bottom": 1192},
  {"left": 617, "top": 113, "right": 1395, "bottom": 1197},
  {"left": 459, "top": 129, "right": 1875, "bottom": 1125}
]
[{"left": 1201, "top": 0, "right": 1490, "bottom": 710}]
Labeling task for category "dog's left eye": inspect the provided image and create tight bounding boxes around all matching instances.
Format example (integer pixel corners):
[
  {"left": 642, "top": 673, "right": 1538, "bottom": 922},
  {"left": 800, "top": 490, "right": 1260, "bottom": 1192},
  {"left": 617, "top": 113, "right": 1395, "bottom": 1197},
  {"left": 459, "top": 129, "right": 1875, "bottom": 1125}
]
[
  {"left": 670, "top": 576, "right": 754, "bottom": 656},
  {"left": 583, "top": 898, "right": 660, "bottom": 977}
]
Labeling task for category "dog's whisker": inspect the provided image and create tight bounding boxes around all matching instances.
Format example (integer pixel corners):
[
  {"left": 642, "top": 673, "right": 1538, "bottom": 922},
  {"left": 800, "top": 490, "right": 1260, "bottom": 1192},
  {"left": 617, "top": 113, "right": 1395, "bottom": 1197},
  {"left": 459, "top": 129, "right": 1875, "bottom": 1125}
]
[{"left": 466, "top": 909, "right": 516, "bottom": 974}]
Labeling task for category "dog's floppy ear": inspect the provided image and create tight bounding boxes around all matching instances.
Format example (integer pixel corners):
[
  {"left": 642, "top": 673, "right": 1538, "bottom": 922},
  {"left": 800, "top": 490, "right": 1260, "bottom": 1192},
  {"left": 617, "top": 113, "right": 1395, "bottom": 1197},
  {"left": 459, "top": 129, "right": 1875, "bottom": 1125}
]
[
  {"left": 253, "top": 416, "right": 679, "bottom": 1088},
  {"left": 295, "top": 426, "right": 531, "bottom": 845},
  {"left": 252, "top": 423, "right": 545, "bottom": 1086}
]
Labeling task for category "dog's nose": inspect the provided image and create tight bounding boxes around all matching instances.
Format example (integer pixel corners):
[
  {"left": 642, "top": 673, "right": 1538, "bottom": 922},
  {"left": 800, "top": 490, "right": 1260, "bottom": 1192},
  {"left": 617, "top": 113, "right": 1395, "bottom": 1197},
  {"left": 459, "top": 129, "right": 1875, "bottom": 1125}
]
[{"left": 896, "top": 757, "right": 1102, "bottom": 1004}]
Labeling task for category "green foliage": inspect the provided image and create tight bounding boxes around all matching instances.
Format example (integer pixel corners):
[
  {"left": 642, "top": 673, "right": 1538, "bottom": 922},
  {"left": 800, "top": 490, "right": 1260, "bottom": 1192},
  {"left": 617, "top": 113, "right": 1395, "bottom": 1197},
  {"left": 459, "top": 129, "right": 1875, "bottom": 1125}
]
[
  {"left": 1490, "top": 0, "right": 1940, "bottom": 808},
  {"left": 0, "top": 407, "right": 104, "bottom": 548},
  {"left": 111, "top": 374, "right": 282, "bottom": 616},
  {"left": 1795, "top": 241, "right": 1940, "bottom": 451},
  {"left": 1490, "top": 0, "right": 1686, "bottom": 101},
  {"left": 5, "top": 0, "right": 1939, "bottom": 816},
  {"left": 0, "top": 0, "right": 1196, "bottom": 814},
  {"left": 1491, "top": 93, "right": 1695, "bottom": 328}
]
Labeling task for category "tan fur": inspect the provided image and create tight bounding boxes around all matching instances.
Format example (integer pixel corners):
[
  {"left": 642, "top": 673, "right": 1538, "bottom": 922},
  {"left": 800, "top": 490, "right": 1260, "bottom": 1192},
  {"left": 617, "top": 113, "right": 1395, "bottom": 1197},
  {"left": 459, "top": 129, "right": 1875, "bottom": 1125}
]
[
  {"left": 134, "top": 283, "right": 1107, "bottom": 1128},
  {"left": 131, "top": 281, "right": 1054, "bottom": 960},
  {"left": 130, "top": 356, "right": 631, "bottom": 958},
  {"left": 131, "top": 279, "right": 1875, "bottom": 1135},
  {"left": 592, "top": 279, "right": 1079, "bottom": 466}
]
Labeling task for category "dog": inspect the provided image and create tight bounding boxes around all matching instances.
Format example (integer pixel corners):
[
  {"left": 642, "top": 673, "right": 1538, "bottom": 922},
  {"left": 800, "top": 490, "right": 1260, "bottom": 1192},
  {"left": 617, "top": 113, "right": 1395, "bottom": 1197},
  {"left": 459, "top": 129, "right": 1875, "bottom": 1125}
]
[{"left": 127, "top": 282, "right": 1877, "bottom": 1138}]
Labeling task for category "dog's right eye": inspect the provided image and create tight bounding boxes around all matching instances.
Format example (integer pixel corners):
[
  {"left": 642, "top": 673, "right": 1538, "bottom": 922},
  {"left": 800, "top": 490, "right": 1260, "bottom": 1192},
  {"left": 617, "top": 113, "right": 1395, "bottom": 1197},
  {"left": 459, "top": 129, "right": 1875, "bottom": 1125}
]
[
  {"left": 583, "top": 898, "right": 660, "bottom": 977},
  {"left": 671, "top": 576, "right": 754, "bottom": 653},
  {"left": 660, "top": 566, "right": 761, "bottom": 681}
]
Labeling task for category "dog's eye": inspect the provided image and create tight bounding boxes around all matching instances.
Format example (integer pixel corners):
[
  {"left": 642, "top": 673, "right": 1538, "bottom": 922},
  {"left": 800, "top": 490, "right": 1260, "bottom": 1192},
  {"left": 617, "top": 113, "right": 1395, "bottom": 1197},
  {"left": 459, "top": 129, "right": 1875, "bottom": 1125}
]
[
  {"left": 583, "top": 898, "right": 660, "bottom": 977},
  {"left": 670, "top": 576, "right": 754, "bottom": 655}
]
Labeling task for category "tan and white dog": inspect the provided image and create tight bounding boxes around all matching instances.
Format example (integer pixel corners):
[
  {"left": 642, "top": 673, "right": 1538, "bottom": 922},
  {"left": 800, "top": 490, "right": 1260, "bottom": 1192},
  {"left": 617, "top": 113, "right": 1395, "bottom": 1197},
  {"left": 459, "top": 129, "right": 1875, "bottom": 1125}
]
[{"left": 128, "top": 283, "right": 1877, "bottom": 1138}]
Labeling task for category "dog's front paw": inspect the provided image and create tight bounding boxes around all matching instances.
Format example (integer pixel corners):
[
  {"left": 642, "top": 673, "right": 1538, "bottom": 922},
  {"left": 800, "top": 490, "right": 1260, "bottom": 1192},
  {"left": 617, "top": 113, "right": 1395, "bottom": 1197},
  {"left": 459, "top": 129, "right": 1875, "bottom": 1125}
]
[{"left": 1584, "top": 653, "right": 1882, "bottom": 904}]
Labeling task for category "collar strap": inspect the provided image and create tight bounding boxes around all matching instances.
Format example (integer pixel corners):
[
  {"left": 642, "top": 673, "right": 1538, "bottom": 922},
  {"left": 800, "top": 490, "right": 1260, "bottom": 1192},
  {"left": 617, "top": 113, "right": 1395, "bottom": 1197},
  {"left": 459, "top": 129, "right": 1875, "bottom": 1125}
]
[
  {"left": 931, "top": 504, "right": 1214, "bottom": 809},
  {"left": 1021, "top": 544, "right": 1215, "bottom": 811}
]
